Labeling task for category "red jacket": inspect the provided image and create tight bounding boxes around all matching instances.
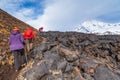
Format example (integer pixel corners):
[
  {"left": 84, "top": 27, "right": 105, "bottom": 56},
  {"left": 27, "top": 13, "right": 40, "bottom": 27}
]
[{"left": 24, "top": 28, "right": 35, "bottom": 39}]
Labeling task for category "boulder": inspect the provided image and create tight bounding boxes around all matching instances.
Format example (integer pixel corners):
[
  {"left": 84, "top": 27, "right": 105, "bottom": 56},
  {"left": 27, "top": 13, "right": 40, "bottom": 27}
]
[
  {"left": 24, "top": 62, "right": 49, "bottom": 80},
  {"left": 94, "top": 66, "right": 120, "bottom": 80}
]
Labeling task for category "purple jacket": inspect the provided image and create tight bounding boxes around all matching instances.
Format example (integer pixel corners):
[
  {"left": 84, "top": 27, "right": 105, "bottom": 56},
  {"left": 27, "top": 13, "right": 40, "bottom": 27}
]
[{"left": 9, "top": 31, "right": 25, "bottom": 50}]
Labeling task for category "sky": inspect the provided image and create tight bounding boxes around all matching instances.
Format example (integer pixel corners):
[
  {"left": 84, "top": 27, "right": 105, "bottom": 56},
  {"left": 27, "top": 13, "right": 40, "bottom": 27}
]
[{"left": 0, "top": 0, "right": 120, "bottom": 31}]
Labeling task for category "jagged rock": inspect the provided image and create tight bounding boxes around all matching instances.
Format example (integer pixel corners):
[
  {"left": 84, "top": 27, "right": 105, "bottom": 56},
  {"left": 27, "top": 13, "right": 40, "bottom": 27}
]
[
  {"left": 0, "top": 56, "right": 3, "bottom": 61},
  {"left": 94, "top": 66, "right": 120, "bottom": 80},
  {"left": 63, "top": 72, "right": 74, "bottom": 80},
  {"left": 42, "top": 74, "right": 63, "bottom": 80},
  {"left": 58, "top": 46, "right": 79, "bottom": 62},
  {"left": 83, "top": 73, "right": 94, "bottom": 80},
  {"left": 33, "top": 43, "right": 49, "bottom": 54},
  {"left": 72, "top": 59, "right": 80, "bottom": 67},
  {"left": 80, "top": 40, "right": 92, "bottom": 46},
  {"left": 79, "top": 56, "right": 97, "bottom": 75},
  {"left": 64, "top": 63, "right": 73, "bottom": 73},
  {"left": 44, "top": 50, "right": 61, "bottom": 70},
  {"left": 99, "top": 50, "right": 109, "bottom": 58},
  {"left": 57, "top": 60, "right": 67, "bottom": 72},
  {"left": 44, "top": 52, "right": 60, "bottom": 62},
  {"left": 74, "top": 76, "right": 81, "bottom": 80},
  {"left": 88, "top": 35, "right": 98, "bottom": 42},
  {"left": 24, "top": 61, "right": 49, "bottom": 80},
  {"left": 117, "top": 54, "right": 120, "bottom": 61}
]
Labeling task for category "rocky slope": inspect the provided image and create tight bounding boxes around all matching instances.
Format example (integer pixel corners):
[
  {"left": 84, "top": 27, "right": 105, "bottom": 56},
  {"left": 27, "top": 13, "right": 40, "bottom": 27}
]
[
  {"left": 16, "top": 32, "right": 120, "bottom": 80},
  {"left": 0, "top": 9, "right": 41, "bottom": 80}
]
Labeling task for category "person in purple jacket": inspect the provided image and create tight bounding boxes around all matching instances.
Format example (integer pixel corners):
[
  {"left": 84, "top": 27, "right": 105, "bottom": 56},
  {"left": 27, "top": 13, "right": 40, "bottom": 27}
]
[{"left": 9, "top": 27, "right": 26, "bottom": 71}]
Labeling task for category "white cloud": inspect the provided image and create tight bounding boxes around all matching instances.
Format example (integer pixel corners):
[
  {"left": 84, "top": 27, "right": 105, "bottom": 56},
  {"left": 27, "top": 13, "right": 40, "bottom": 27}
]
[
  {"left": 26, "top": 0, "right": 118, "bottom": 31},
  {"left": 1, "top": 0, "right": 120, "bottom": 31},
  {"left": 13, "top": 8, "right": 34, "bottom": 21}
]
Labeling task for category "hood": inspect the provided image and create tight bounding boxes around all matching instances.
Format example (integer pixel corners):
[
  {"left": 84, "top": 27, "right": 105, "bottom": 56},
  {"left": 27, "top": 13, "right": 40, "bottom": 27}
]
[{"left": 12, "top": 31, "right": 20, "bottom": 35}]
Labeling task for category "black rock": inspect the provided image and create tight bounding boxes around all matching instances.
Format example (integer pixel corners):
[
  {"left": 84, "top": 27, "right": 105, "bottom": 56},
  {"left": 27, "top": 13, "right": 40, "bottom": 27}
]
[{"left": 94, "top": 66, "right": 120, "bottom": 80}]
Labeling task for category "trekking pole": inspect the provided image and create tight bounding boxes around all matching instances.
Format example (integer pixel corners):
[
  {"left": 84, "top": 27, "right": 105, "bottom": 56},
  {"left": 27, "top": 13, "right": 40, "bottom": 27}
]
[{"left": 25, "top": 42, "right": 28, "bottom": 65}]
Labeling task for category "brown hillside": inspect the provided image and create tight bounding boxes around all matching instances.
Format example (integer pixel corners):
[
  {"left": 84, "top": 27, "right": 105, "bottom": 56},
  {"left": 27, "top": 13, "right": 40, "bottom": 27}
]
[{"left": 0, "top": 9, "right": 41, "bottom": 80}]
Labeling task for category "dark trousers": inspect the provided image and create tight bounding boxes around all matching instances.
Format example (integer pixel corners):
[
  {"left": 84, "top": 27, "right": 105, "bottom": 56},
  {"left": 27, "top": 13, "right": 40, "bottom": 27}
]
[{"left": 12, "top": 49, "right": 25, "bottom": 70}]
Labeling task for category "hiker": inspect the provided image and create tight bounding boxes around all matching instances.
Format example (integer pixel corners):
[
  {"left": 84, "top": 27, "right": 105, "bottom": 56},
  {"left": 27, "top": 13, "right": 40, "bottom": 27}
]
[
  {"left": 39, "top": 27, "right": 44, "bottom": 39},
  {"left": 24, "top": 28, "right": 35, "bottom": 53},
  {"left": 39, "top": 27, "right": 44, "bottom": 36},
  {"left": 39, "top": 27, "right": 43, "bottom": 33},
  {"left": 9, "top": 27, "right": 26, "bottom": 71}
]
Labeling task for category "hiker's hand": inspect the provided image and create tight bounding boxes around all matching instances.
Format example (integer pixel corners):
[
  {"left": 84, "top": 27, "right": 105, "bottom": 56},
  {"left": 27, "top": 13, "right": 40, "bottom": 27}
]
[{"left": 23, "top": 42, "right": 25, "bottom": 45}]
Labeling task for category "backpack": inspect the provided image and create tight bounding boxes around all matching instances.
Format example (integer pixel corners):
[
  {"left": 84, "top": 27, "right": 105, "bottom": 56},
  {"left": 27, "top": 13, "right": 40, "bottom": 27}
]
[{"left": 25, "top": 30, "right": 32, "bottom": 37}]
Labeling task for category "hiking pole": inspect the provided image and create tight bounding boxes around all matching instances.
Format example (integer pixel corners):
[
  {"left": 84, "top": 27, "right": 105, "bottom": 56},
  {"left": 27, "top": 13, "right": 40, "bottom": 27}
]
[{"left": 25, "top": 43, "right": 28, "bottom": 65}]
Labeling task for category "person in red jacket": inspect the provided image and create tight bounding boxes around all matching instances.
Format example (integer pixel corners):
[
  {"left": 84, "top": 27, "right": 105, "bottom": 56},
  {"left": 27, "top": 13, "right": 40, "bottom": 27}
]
[
  {"left": 24, "top": 28, "right": 35, "bottom": 52},
  {"left": 38, "top": 27, "right": 44, "bottom": 35},
  {"left": 39, "top": 27, "right": 43, "bottom": 32},
  {"left": 38, "top": 27, "right": 46, "bottom": 42}
]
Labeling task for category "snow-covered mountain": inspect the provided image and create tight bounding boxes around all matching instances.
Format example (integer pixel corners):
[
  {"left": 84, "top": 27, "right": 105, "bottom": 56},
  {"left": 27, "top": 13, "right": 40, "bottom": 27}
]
[{"left": 75, "top": 20, "right": 120, "bottom": 35}]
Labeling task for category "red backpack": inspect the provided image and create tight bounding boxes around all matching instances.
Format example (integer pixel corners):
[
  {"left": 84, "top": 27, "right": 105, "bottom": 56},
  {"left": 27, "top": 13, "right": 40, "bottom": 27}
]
[{"left": 25, "top": 30, "right": 32, "bottom": 37}]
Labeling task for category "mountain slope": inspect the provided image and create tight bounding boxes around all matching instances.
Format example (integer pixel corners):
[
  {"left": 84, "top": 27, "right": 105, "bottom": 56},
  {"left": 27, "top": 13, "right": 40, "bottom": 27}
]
[
  {"left": 76, "top": 20, "right": 120, "bottom": 35},
  {"left": 0, "top": 9, "right": 41, "bottom": 80}
]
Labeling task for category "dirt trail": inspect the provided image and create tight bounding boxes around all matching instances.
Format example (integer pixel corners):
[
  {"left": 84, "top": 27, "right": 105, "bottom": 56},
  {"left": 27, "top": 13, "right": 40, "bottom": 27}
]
[{"left": 0, "top": 65, "right": 18, "bottom": 80}]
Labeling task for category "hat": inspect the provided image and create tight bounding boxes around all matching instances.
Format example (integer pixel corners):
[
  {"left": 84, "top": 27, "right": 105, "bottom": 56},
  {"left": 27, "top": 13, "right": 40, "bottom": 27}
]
[{"left": 13, "top": 27, "right": 19, "bottom": 31}]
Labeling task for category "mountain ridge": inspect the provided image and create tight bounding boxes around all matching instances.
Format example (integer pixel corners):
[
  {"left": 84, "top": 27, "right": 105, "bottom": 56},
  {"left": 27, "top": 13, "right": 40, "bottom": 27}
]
[{"left": 75, "top": 20, "right": 120, "bottom": 35}]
